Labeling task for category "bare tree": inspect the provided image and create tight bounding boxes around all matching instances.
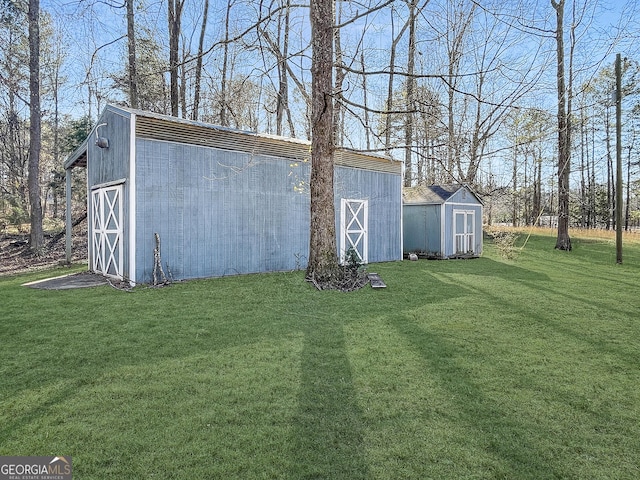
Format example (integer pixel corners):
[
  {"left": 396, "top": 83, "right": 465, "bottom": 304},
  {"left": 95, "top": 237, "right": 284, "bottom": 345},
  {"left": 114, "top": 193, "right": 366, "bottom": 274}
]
[
  {"left": 28, "top": 0, "right": 43, "bottom": 251},
  {"left": 306, "top": 0, "right": 337, "bottom": 285},
  {"left": 0, "top": 3, "right": 29, "bottom": 223},
  {"left": 218, "top": 0, "right": 234, "bottom": 126},
  {"left": 192, "top": 0, "right": 209, "bottom": 120},
  {"left": 126, "top": 0, "right": 138, "bottom": 109},
  {"left": 384, "top": 8, "right": 410, "bottom": 153},
  {"left": 276, "top": 0, "right": 292, "bottom": 136},
  {"left": 168, "top": 0, "right": 185, "bottom": 117},
  {"left": 552, "top": 0, "right": 571, "bottom": 250},
  {"left": 403, "top": 0, "right": 417, "bottom": 186}
]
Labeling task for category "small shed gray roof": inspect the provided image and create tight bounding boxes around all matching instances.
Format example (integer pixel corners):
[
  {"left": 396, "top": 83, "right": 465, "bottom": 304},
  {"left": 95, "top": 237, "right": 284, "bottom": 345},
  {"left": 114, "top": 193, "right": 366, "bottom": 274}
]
[{"left": 403, "top": 184, "right": 483, "bottom": 205}]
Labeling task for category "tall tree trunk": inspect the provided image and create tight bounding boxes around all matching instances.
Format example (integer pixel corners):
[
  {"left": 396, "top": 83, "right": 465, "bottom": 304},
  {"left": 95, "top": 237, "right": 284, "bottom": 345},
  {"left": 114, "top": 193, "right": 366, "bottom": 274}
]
[
  {"left": 625, "top": 145, "right": 631, "bottom": 230},
  {"left": 28, "top": 0, "right": 43, "bottom": 251},
  {"left": 168, "top": 0, "right": 183, "bottom": 117},
  {"left": 179, "top": 41, "right": 187, "bottom": 117},
  {"left": 590, "top": 127, "right": 596, "bottom": 227},
  {"left": 512, "top": 138, "right": 518, "bottom": 227},
  {"left": 385, "top": 13, "right": 397, "bottom": 154},
  {"left": 360, "top": 50, "right": 371, "bottom": 150},
  {"left": 605, "top": 107, "right": 612, "bottom": 229},
  {"left": 52, "top": 38, "right": 61, "bottom": 218},
  {"left": 333, "top": 0, "right": 345, "bottom": 147},
  {"left": 384, "top": 11, "right": 409, "bottom": 153},
  {"left": 276, "top": 0, "right": 292, "bottom": 137},
  {"left": 552, "top": 0, "right": 571, "bottom": 250},
  {"left": 524, "top": 154, "right": 530, "bottom": 225},
  {"left": 404, "top": 0, "right": 417, "bottom": 187},
  {"left": 580, "top": 105, "right": 587, "bottom": 227},
  {"left": 534, "top": 157, "right": 542, "bottom": 225},
  {"left": 192, "top": 0, "right": 209, "bottom": 120},
  {"left": 219, "top": 0, "right": 232, "bottom": 126},
  {"left": 126, "top": 0, "right": 138, "bottom": 109},
  {"left": 306, "top": 0, "right": 337, "bottom": 283}
]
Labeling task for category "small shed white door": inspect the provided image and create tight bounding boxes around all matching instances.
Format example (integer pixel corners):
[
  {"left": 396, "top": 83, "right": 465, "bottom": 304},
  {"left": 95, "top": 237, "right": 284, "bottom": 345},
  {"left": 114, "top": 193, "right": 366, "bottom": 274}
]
[
  {"left": 340, "top": 199, "right": 368, "bottom": 264},
  {"left": 454, "top": 210, "right": 475, "bottom": 254},
  {"left": 91, "top": 185, "right": 123, "bottom": 278}
]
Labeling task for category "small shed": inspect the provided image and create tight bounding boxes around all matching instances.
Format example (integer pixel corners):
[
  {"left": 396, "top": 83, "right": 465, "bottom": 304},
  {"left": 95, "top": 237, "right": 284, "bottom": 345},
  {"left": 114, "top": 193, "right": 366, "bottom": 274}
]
[
  {"left": 403, "top": 184, "right": 483, "bottom": 259},
  {"left": 64, "top": 104, "right": 403, "bottom": 284}
]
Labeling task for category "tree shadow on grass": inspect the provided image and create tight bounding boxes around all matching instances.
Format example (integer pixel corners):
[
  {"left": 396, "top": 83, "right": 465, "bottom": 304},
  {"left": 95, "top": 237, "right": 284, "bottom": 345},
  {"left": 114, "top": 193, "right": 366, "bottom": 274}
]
[
  {"left": 289, "top": 313, "right": 370, "bottom": 479},
  {"left": 389, "top": 315, "right": 566, "bottom": 479},
  {"left": 469, "top": 276, "right": 640, "bottom": 372}
]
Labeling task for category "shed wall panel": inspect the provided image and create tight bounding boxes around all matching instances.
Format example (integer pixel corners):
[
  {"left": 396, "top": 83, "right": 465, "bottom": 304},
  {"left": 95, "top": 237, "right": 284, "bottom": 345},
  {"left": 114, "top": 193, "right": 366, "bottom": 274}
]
[
  {"left": 334, "top": 167, "right": 402, "bottom": 263},
  {"left": 403, "top": 204, "right": 442, "bottom": 256},
  {"left": 86, "top": 108, "right": 132, "bottom": 279},
  {"left": 135, "top": 140, "right": 312, "bottom": 282},
  {"left": 134, "top": 139, "right": 400, "bottom": 283}
]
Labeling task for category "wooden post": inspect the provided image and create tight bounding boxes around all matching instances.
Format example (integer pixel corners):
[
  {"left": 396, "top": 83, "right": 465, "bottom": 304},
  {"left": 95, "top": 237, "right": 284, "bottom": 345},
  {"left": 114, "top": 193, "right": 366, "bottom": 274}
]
[{"left": 65, "top": 168, "right": 72, "bottom": 264}]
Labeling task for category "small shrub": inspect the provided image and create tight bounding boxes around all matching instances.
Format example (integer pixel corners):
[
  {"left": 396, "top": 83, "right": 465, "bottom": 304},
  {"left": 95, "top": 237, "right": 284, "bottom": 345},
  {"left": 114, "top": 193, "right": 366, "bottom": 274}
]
[
  {"left": 487, "top": 228, "right": 519, "bottom": 260},
  {"left": 344, "top": 246, "right": 363, "bottom": 273},
  {"left": 306, "top": 248, "right": 369, "bottom": 292}
]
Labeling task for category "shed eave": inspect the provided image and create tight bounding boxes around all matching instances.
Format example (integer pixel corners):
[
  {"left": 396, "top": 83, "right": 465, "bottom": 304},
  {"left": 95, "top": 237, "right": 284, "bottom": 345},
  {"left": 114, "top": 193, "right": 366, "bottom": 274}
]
[
  {"left": 63, "top": 138, "right": 89, "bottom": 170},
  {"left": 403, "top": 201, "right": 444, "bottom": 206}
]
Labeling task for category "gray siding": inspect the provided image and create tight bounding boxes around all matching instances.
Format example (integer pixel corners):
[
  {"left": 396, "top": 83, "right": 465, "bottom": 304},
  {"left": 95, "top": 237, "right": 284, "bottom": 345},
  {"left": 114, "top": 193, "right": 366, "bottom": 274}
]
[
  {"left": 335, "top": 167, "right": 402, "bottom": 263},
  {"left": 86, "top": 107, "right": 132, "bottom": 277},
  {"left": 402, "top": 204, "right": 442, "bottom": 256},
  {"left": 448, "top": 187, "right": 477, "bottom": 205},
  {"left": 134, "top": 139, "right": 400, "bottom": 283},
  {"left": 86, "top": 108, "right": 132, "bottom": 187},
  {"left": 443, "top": 203, "right": 483, "bottom": 257}
]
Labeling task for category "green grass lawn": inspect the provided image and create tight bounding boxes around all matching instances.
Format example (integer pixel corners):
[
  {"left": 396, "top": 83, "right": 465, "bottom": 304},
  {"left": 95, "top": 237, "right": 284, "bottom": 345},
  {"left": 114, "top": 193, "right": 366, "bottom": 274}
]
[{"left": 1, "top": 234, "right": 639, "bottom": 479}]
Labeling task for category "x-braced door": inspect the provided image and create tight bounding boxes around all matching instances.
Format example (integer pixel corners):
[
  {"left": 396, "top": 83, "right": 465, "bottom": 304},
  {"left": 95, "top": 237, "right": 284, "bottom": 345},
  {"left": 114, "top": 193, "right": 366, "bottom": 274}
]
[
  {"left": 91, "top": 185, "right": 123, "bottom": 278},
  {"left": 340, "top": 199, "right": 368, "bottom": 264}
]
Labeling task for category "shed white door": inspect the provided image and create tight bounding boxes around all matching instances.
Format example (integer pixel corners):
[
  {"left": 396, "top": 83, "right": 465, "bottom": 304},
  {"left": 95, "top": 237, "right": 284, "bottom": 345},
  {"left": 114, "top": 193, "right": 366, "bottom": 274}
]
[
  {"left": 340, "top": 199, "right": 368, "bottom": 264},
  {"left": 454, "top": 210, "right": 475, "bottom": 254},
  {"left": 91, "top": 185, "right": 123, "bottom": 278}
]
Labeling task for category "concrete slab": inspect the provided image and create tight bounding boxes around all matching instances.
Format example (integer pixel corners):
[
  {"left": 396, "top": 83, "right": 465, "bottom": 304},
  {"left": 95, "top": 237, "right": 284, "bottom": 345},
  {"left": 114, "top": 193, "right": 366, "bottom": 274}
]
[{"left": 23, "top": 272, "right": 109, "bottom": 290}]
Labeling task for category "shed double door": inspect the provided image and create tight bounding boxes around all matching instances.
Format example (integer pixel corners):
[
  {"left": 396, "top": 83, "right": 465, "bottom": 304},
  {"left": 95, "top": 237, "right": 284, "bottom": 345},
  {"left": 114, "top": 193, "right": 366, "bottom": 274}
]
[
  {"left": 454, "top": 210, "right": 475, "bottom": 255},
  {"left": 91, "top": 185, "right": 123, "bottom": 278}
]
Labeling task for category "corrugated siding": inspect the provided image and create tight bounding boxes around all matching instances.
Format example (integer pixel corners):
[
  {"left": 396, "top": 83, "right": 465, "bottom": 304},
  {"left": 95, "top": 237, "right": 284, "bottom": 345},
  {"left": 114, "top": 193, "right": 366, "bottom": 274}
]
[
  {"left": 335, "top": 167, "right": 402, "bottom": 263},
  {"left": 134, "top": 138, "right": 401, "bottom": 282}
]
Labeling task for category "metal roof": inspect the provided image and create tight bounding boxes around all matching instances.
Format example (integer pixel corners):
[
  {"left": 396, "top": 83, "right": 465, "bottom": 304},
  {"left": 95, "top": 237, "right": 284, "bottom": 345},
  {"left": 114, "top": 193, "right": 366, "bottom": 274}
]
[
  {"left": 403, "top": 184, "right": 484, "bottom": 205},
  {"left": 64, "top": 104, "right": 402, "bottom": 175}
]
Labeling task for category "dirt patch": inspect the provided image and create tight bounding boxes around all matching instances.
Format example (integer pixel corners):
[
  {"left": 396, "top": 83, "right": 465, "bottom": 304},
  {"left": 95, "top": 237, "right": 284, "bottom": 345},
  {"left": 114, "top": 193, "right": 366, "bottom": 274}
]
[{"left": 0, "top": 220, "right": 88, "bottom": 276}]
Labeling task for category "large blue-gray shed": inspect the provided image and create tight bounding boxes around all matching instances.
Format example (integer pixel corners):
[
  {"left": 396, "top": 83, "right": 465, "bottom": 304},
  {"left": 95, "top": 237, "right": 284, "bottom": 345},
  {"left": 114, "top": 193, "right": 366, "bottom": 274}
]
[
  {"left": 403, "top": 184, "right": 483, "bottom": 258},
  {"left": 64, "top": 105, "right": 403, "bottom": 284}
]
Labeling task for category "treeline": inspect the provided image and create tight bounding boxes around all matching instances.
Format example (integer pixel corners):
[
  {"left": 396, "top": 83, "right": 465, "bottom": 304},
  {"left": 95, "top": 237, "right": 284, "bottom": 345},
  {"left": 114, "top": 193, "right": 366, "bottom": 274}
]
[{"left": 1, "top": 0, "right": 639, "bottom": 238}]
